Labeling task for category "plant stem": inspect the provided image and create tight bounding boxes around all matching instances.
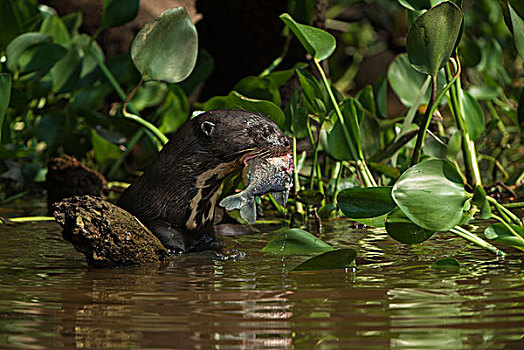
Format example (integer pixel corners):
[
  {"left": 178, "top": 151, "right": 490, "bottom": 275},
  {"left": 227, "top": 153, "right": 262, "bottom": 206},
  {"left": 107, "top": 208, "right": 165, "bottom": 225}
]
[
  {"left": 411, "top": 74, "right": 437, "bottom": 166},
  {"left": 487, "top": 196, "right": 522, "bottom": 226},
  {"left": 313, "top": 59, "right": 376, "bottom": 187},
  {"left": 491, "top": 213, "right": 524, "bottom": 246},
  {"left": 445, "top": 62, "right": 482, "bottom": 186},
  {"left": 292, "top": 135, "right": 304, "bottom": 215},
  {"left": 2, "top": 216, "right": 56, "bottom": 224},
  {"left": 259, "top": 35, "right": 291, "bottom": 77},
  {"left": 450, "top": 226, "right": 505, "bottom": 257}
]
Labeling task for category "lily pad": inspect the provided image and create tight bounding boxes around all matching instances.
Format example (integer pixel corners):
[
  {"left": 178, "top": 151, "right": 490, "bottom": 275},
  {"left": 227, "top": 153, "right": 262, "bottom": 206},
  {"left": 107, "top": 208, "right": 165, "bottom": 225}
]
[
  {"left": 131, "top": 7, "right": 198, "bottom": 83},
  {"left": 292, "top": 249, "right": 357, "bottom": 271},
  {"left": 261, "top": 228, "right": 333, "bottom": 255}
]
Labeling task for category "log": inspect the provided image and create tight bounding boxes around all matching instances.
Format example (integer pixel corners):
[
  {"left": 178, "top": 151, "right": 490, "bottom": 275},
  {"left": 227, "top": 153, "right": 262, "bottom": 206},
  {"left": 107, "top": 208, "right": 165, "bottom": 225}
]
[{"left": 53, "top": 195, "right": 169, "bottom": 267}]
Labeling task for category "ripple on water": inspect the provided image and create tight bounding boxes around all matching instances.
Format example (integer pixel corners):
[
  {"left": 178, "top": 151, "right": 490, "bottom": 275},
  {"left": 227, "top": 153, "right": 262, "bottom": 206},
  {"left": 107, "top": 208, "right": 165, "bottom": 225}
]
[{"left": 0, "top": 220, "right": 523, "bottom": 349}]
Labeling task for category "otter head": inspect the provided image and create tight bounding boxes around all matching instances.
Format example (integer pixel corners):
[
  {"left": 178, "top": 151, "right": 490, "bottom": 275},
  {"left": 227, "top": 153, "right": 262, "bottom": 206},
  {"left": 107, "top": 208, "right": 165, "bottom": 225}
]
[{"left": 194, "top": 109, "right": 292, "bottom": 165}]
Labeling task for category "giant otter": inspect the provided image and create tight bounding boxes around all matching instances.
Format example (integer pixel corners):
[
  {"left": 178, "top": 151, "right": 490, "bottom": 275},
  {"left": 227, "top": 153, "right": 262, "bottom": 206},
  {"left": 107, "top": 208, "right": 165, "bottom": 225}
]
[{"left": 117, "top": 109, "right": 292, "bottom": 253}]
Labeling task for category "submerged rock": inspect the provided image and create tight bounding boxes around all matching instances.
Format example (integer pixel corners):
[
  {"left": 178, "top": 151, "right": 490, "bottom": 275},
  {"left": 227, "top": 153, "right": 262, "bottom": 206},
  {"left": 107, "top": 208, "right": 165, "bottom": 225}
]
[{"left": 53, "top": 195, "right": 169, "bottom": 267}]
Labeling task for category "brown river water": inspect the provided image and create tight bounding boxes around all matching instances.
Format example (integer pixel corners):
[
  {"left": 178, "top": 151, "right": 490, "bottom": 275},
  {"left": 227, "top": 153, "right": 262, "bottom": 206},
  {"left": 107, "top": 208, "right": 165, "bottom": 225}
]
[{"left": 0, "top": 219, "right": 523, "bottom": 349}]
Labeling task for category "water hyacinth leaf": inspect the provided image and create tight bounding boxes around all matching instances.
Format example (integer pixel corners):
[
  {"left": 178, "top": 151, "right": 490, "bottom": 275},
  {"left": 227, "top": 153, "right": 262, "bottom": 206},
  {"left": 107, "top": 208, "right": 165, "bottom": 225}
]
[
  {"left": 280, "top": 13, "right": 336, "bottom": 60},
  {"left": 261, "top": 228, "right": 333, "bottom": 255},
  {"left": 51, "top": 45, "right": 82, "bottom": 93},
  {"left": 40, "top": 14, "right": 71, "bottom": 45},
  {"left": 386, "top": 207, "right": 435, "bottom": 244},
  {"left": 0, "top": 74, "right": 12, "bottom": 144},
  {"left": 296, "top": 68, "right": 324, "bottom": 113},
  {"left": 431, "top": 257, "right": 460, "bottom": 270},
  {"left": 292, "top": 249, "right": 357, "bottom": 271},
  {"left": 446, "top": 131, "right": 462, "bottom": 160},
  {"left": 179, "top": 49, "right": 214, "bottom": 96},
  {"left": 297, "top": 189, "right": 324, "bottom": 206},
  {"left": 468, "top": 85, "right": 502, "bottom": 100},
  {"left": 6, "top": 33, "right": 66, "bottom": 74},
  {"left": 472, "top": 185, "right": 491, "bottom": 219},
  {"left": 90, "top": 129, "right": 123, "bottom": 167},
  {"left": 0, "top": 0, "right": 41, "bottom": 50},
  {"left": 406, "top": 2, "right": 463, "bottom": 75},
  {"left": 326, "top": 97, "right": 363, "bottom": 161},
  {"left": 397, "top": 0, "right": 447, "bottom": 11},
  {"left": 62, "top": 12, "right": 83, "bottom": 36},
  {"left": 485, "top": 223, "right": 524, "bottom": 251},
  {"left": 374, "top": 74, "right": 387, "bottom": 119},
  {"left": 158, "top": 85, "right": 190, "bottom": 134},
  {"left": 234, "top": 76, "right": 281, "bottom": 106},
  {"left": 392, "top": 159, "right": 469, "bottom": 231},
  {"left": 387, "top": 54, "right": 431, "bottom": 107},
  {"left": 131, "top": 7, "right": 198, "bottom": 83},
  {"left": 509, "top": 4, "right": 524, "bottom": 59},
  {"left": 462, "top": 91, "right": 484, "bottom": 141},
  {"left": 337, "top": 186, "right": 396, "bottom": 219},
  {"left": 204, "top": 91, "right": 285, "bottom": 129},
  {"left": 100, "top": 0, "right": 139, "bottom": 29}
]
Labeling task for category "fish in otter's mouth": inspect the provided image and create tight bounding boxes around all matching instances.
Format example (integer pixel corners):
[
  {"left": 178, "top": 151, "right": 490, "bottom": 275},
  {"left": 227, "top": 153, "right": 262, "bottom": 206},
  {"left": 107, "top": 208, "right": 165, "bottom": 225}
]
[{"left": 220, "top": 154, "right": 294, "bottom": 223}]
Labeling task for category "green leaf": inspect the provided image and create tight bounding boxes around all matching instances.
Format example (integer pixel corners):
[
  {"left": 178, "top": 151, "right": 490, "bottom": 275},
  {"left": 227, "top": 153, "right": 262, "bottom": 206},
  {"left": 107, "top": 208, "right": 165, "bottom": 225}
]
[
  {"left": 337, "top": 186, "right": 396, "bottom": 219},
  {"left": 100, "top": 0, "right": 139, "bottom": 29},
  {"left": 406, "top": 1, "right": 463, "bottom": 75},
  {"left": 204, "top": 91, "right": 285, "bottom": 129},
  {"left": 179, "top": 49, "right": 214, "bottom": 96},
  {"left": 91, "top": 129, "right": 123, "bottom": 167},
  {"left": 468, "top": 85, "right": 502, "bottom": 100},
  {"left": 296, "top": 68, "right": 324, "bottom": 114},
  {"left": 397, "top": 0, "right": 446, "bottom": 11},
  {"left": 51, "top": 44, "right": 82, "bottom": 93},
  {"left": 386, "top": 207, "right": 436, "bottom": 244},
  {"left": 297, "top": 189, "right": 324, "bottom": 206},
  {"left": 131, "top": 7, "right": 198, "bottom": 83},
  {"left": 131, "top": 81, "right": 169, "bottom": 112},
  {"left": 40, "top": 14, "right": 70, "bottom": 45},
  {"left": 472, "top": 185, "right": 491, "bottom": 219},
  {"left": 280, "top": 13, "right": 336, "bottom": 60},
  {"left": 261, "top": 228, "right": 333, "bottom": 255},
  {"left": 157, "top": 85, "right": 190, "bottom": 134},
  {"left": 0, "top": 74, "right": 12, "bottom": 145},
  {"left": 326, "top": 97, "right": 363, "bottom": 161},
  {"left": 234, "top": 76, "right": 281, "bottom": 106},
  {"left": 373, "top": 74, "right": 387, "bottom": 119},
  {"left": 6, "top": 33, "right": 67, "bottom": 74},
  {"left": 461, "top": 91, "right": 484, "bottom": 141},
  {"left": 0, "top": 0, "right": 41, "bottom": 50},
  {"left": 292, "top": 249, "right": 357, "bottom": 271},
  {"left": 485, "top": 223, "right": 524, "bottom": 251},
  {"left": 431, "top": 257, "right": 460, "bottom": 270},
  {"left": 387, "top": 54, "right": 431, "bottom": 107},
  {"left": 509, "top": 4, "right": 524, "bottom": 59},
  {"left": 392, "top": 159, "right": 469, "bottom": 231}
]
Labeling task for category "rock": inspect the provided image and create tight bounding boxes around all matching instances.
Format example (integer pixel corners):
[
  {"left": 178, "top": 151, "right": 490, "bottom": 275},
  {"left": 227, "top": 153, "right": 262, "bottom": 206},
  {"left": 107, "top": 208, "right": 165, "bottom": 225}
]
[{"left": 53, "top": 195, "right": 169, "bottom": 267}]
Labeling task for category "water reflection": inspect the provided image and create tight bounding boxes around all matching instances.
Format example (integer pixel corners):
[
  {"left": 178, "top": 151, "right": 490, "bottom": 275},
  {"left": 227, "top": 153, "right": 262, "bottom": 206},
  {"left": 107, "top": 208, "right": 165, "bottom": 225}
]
[{"left": 0, "top": 221, "right": 523, "bottom": 349}]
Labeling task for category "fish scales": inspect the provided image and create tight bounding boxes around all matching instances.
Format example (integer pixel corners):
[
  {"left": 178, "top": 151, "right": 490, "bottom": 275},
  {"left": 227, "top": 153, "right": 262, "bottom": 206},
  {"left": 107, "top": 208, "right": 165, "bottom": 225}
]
[{"left": 219, "top": 154, "right": 294, "bottom": 223}]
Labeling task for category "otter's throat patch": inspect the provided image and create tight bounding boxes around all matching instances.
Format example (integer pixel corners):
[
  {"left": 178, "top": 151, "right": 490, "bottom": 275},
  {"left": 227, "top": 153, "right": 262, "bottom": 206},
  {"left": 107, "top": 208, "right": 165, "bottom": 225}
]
[{"left": 186, "top": 160, "right": 237, "bottom": 230}]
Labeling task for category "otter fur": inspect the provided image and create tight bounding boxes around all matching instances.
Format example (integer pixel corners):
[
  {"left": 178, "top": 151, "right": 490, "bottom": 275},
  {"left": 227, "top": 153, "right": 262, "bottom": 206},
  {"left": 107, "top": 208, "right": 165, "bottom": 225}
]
[{"left": 117, "top": 109, "right": 291, "bottom": 253}]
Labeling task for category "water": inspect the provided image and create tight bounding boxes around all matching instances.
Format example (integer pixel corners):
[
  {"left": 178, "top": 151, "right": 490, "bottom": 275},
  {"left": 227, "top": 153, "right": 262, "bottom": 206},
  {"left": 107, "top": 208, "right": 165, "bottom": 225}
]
[{"left": 0, "top": 220, "right": 523, "bottom": 349}]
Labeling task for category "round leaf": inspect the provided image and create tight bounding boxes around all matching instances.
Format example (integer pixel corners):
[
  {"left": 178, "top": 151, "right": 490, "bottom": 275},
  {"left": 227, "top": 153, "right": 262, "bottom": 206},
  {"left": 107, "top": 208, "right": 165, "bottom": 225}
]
[
  {"left": 337, "top": 186, "right": 396, "bottom": 219},
  {"left": 509, "top": 4, "right": 524, "bottom": 59},
  {"left": 131, "top": 7, "right": 198, "bottom": 83},
  {"left": 234, "top": 76, "right": 281, "bottom": 106},
  {"left": 392, "top": 159, "right": 469, "bottom": 231},
  {"left": 407, "top": 1, "right": 463, "bottom": 75},
  {"left": 386, "top": 207, "right": 435, "bottom": 244},
  {"left": 6, "top": 33, "right": 66, "bottom": 74},
  {"left": 387, "top": 54, "right": 431, "bottom": 107},
  {"left": 292, "top": 249, "right": 357, "bottom": 271},
  {"left": 261, "top": 228, "right": 333, "bottom": 255},
  {"left": 280, "top": 13, "right": 336, "bottom": 60}
]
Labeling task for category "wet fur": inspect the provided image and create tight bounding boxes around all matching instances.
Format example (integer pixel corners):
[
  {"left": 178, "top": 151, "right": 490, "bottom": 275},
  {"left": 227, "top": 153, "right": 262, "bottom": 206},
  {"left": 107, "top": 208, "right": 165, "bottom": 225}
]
[{"left": 117, "top": 109, "right": 291, "bottom": 253}]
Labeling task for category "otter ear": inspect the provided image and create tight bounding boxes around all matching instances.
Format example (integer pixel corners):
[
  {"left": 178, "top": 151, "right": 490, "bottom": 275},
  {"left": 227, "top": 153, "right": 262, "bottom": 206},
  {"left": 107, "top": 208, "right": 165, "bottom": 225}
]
[{"left": 201, "top": 121, "right": 215, "bottom": 136}]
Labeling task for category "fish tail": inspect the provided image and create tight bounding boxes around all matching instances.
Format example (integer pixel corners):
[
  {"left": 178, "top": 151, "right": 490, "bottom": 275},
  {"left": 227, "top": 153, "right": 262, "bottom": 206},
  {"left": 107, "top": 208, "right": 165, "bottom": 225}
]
[
  {"left": 219, "top": 193, "right": 246, "bottom": 211},
  {"left": 240, "top": 200, "right": 257, "bottom": 224},
  {"left": 271, "top": 191, "right": 289, "bottom": 207}
]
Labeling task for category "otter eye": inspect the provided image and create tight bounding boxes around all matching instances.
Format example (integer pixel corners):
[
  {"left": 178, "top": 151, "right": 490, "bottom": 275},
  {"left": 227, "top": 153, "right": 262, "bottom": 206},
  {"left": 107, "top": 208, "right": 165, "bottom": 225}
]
[
  {"left": 201, "top": 121, "right": 215, "bottom": 136},
  {"left": 262, "top": 126, "right": 272, "bottom": 138}
]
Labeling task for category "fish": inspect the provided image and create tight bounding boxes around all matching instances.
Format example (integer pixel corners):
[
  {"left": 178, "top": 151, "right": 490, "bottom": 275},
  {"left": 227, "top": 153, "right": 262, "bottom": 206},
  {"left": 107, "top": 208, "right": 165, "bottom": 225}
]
[{"left": 219, "top": 154, "right": 294, "bottom": 224}]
